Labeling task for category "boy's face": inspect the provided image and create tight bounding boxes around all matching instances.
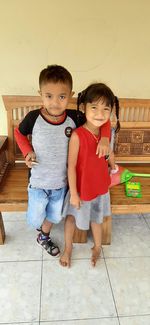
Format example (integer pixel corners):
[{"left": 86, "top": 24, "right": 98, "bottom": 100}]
[
  {"left": 39, "top": 82, "right": 72, "bottom": 117},
  {"left": 85, "top": 99, "right": 111, "bottom": 128}
]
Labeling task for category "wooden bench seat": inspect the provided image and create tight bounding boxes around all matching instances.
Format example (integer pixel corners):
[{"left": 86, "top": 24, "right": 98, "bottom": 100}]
[{"left": 0, "top": 96, "right": 150, "bottom": 245}]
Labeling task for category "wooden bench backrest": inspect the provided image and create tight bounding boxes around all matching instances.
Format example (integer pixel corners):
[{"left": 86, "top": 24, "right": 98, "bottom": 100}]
[{"left": 2, "top": 95, "right": 150, "bottom": 163}]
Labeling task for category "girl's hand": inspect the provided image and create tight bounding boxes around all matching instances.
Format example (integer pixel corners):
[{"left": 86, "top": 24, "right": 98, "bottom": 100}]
[
  {"left": 70, "top": 193, "right": 81, "bottom": 209},
  {"left": 96, "top": 137, "right": 110, "bottom": 158},
  {"left": 25, "top": 151, "right": 37, "bottom": 168}
]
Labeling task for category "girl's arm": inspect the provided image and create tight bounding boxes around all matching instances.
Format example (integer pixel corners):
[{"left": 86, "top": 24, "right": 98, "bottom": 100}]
[
  {"left": 96, "top": 119, "right": 111, "bottom": 157},
  {"left": 68, "top": 131, "right": 81, "bottom": 209}
]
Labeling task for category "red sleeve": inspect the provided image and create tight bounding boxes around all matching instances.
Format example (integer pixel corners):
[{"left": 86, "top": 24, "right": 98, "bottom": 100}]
[
  {"left": 101, "top": 119, "right": 111, "bottom": 139},
  {"left": 14, "top": 127, "right": 33, "bottom": 157}
]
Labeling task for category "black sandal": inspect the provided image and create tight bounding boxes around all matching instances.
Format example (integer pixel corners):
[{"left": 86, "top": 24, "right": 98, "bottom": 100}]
[{"left": 37, "top": 235, "right": 60, "bottom": 257}]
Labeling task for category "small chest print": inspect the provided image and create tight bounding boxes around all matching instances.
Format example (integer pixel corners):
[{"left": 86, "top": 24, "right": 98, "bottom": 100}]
[{"left": 65, "top": 127, "right": 73, "bottom": 138}]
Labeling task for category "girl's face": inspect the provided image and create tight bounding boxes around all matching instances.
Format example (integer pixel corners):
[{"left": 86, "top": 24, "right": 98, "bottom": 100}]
[{"left": 84, "top": 98, "right": 111, "bottom": 128}]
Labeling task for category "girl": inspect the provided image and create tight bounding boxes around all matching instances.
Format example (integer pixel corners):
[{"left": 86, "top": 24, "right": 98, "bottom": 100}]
[{"left": 60, "top": 83, "right": 119, "bottom": 267}]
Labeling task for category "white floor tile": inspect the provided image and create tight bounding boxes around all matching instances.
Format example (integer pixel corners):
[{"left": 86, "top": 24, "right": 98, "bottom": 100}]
[
  {"left": 40, "top": 259, "right": 116, "bottom": 321},
  {"left": 0, "top": 261, "right": 41, "bottom": 323},
  {"left": 119, "top": 315, "right": 150, "bottom": 325},
  {"left": 143, "top": 213, "right": 150, "bottom": 228},
  {"left": 0, "top": 221, "right": 42, "bottom": 261},
  {"left": 2, "top": 211, "right": 27, "bottom": 222},
  {"left": 103, "top": 216, "right": 150, "bottom": 258},
  {"left": 106, "top": 257, "right": 150, "bottom": 316},
  {"left": 112, "top": 214, "right": 141, "bottom": 219},
  {"left": 41, "top": 318, "right": 119, "bottom": 324},
  {"left": 0, "top": 323, "right": 39, "bottom": 325}
]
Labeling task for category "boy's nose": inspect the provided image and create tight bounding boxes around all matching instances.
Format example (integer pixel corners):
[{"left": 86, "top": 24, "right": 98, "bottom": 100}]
[{"left": 51, "top": 98, "right": 59, "bottom": 107}]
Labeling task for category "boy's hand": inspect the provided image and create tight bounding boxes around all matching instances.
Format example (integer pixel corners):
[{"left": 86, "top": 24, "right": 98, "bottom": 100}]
[
  {"left": 25, "top": 151, "right": 37, "bottom": 168},
  {"left": 70, "top": 193, "right": 81, "bottom": 209},
  {"left": 96, "top": 137, "right": 110, "bottom": 158}
]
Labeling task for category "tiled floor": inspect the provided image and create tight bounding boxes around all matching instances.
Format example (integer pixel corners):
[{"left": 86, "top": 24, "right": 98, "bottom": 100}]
[{"left": 0, "top": 212, "right": 150, "bottom": 325}]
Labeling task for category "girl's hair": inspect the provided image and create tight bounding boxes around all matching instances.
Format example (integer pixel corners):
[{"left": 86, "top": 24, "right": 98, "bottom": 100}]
[
  {"left": 77, "top": 83, "right": 120, "bottom": 133},
  {"left": 39, "top": 65, "right": 73, "bottom": 90},
  {"left": 114, "top": 96, "right": 120, "bottom": 133}
]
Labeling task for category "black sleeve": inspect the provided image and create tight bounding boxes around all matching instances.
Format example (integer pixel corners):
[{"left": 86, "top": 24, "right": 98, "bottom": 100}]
[
  {"left": 67, "top": 109, "right": 86, "bottom": 127},
  {"left": 18, "top": 109, "right": 40, "bottom": 135}
]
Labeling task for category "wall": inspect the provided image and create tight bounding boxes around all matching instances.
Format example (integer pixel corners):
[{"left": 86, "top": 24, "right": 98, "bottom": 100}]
[{"left": 0, "top": 0, "right": 150, "bottom": 134}]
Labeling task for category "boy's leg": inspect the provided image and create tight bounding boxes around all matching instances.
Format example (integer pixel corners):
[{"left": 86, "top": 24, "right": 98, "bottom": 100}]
[
  {"left": 60, "top": 215, "right": 75, "bottom": 267},
  {"left": 90, "top": 222, "right": 102, "bottom": 267},
  {"left": 37, "top": 187, "right": 67, "bottom": 257},
  {"left": 37, "top": 219, "right": 60, "bottom": 257}
]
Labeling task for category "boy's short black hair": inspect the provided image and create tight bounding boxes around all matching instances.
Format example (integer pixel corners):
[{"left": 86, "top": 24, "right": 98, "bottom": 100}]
[{"left": 39, "top": 65, "right": 73, "bottom": 90}]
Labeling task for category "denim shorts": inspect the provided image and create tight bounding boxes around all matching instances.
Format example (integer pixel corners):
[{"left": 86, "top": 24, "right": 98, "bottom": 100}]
[{"left": 27, "top": 185, "right": 67, "bottom": 229}]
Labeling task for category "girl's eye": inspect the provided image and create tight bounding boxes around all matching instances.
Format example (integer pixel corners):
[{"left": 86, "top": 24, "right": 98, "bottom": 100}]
[
  {"left": 91, "top": 106, "right": 97, "bottom": 110},
  {"left": 104, "top": 107, "right": 111, "bottom": 111}
]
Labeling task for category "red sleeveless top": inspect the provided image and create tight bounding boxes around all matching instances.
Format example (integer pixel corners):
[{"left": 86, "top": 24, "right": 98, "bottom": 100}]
[{"left": 75, "top": 126, "right": 111, "bottom": 201}]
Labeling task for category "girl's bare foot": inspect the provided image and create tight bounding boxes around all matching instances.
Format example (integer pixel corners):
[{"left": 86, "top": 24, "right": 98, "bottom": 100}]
[
  {"left": 91, "top": 246, "right": 101, "bottom": 267},
  {"left": 59, "top": 249, "right": 72, "bottom": 268}
]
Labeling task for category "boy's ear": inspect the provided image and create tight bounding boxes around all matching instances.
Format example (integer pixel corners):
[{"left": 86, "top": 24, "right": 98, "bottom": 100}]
[
  {"left": 71, "top": 91, "right": 75, "bottom": 97},
  {"left": 38, "top": 90, "right": 42, "bottom": 96}
]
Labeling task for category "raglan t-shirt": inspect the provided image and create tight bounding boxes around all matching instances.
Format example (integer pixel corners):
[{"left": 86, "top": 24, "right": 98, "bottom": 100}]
[{"left": 15, "top": 108, "right": 110, "bottom": 190}]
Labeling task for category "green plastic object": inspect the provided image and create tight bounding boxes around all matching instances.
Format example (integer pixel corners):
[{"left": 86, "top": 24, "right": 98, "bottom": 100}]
[
  {"left": 120, "top": 169, "right": 150, "bottom": 183},
  {"left": 125, "top": 181, "right": 142, "bottom": 198}
]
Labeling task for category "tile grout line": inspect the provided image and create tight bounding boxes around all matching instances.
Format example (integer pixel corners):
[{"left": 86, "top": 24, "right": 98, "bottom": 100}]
[
  {"left": 103, "top": 253, "right": 121, "bottom": 325},
  {"left": 39, "top": 250, "right": 44, "bottom": 324},
  {"left": 142, "top": 214, "right": 150, "bottom": 230}
]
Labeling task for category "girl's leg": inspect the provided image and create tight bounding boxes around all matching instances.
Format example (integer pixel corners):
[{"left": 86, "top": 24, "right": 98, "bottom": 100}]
[
  {"left": 60, "top": 215, "right": 75, "bottom": 267},
  {"left": 90, "top": 222, "right": 102, "bottom": 266}
]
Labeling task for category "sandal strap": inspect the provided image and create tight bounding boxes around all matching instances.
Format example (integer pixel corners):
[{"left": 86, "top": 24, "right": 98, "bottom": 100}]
[{"left": 41, "top": 237, "right": 60, "bottom": 256}]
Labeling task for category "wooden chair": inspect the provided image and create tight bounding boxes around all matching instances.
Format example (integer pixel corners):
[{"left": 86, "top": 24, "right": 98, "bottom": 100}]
[{"left": 0, "top": 96, "right": 150, "bottom": 245}]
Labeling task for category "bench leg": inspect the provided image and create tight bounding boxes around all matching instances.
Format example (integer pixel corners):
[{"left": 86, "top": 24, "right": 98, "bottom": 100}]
[
  {"left": 0, "top": 212, "right": 5, "bottom": 245},
  {"left": 102, "top": 215, "right": 112, "bottom": 245},
  {"left": 72, "top": 215, "right": 112, "bottom": 245},
  {"left": 73, "top": 226, "right": 87, "bottom": 243}
]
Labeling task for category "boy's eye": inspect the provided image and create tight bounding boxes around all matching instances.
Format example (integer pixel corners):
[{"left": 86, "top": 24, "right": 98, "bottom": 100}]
[
  {"left": 46, "top": 95, "right": 51, "bottom": 99},
  {"left": 60, "top": 95, "right": 66, "bottom": 100}
]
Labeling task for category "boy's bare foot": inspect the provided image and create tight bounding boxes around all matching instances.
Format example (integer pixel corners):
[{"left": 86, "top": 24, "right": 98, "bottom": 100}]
[
  {"left": 91, "top": 246, "right": 101, "bottom": 267},
  {"left": 59, "top": 249, "right": 72, "bottom": 267}
]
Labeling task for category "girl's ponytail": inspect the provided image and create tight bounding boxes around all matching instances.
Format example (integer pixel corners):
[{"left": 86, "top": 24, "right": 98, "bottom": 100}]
[
  {"left": 114, "top": 96, "right": 120, "bottom": 133},
  {"left": 77, "top": 92, "right": 82, "bottom": 111}
]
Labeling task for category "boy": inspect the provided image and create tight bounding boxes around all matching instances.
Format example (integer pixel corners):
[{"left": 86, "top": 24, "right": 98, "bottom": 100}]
[{"left": 15, "top": 65, "right": 110, "bottom": 257}]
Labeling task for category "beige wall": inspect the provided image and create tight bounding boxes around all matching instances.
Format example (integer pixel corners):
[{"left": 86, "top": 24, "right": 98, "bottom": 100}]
[{"left": 0, "top": 0, "right": 150, "bottom": 134}]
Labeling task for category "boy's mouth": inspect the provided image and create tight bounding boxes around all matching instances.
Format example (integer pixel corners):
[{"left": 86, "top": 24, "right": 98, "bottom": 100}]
[{"left": 45, "top": 108, "right": 65, "bottom": 117}]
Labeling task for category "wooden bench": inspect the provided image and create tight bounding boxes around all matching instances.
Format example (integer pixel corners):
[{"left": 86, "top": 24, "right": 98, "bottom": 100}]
[{"left": 0, "top": 96, "right": 150, "bottom": 245}]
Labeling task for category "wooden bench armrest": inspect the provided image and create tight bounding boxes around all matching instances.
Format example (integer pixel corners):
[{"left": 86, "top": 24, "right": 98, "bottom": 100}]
[
  {"left": 0, "top": 136, "right": 8, "bottom": 153},
  {"left": 0, "top": 136, "right": 9, "bottom": 184}
]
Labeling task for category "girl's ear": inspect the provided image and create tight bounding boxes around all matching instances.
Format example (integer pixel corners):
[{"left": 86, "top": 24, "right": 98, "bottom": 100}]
[{"left": 79, "top": 103, "right": 85, "bottom": 113}]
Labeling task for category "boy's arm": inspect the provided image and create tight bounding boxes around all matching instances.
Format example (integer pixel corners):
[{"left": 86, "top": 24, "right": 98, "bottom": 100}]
[
  {"left": 14, "top": 110, "right": 40, "bottom": 167},
  {"left": 68, "top": 131, "right": 81, "bottom": 209},
  {"left": 96, "top": 119, "right": 111, "bottom": 157},
  {"left": 14, "top": 127, "right": 33, "bottom": 157},
  {"left": 14, "top": 127, "right": 36, "bottom": 168}
]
